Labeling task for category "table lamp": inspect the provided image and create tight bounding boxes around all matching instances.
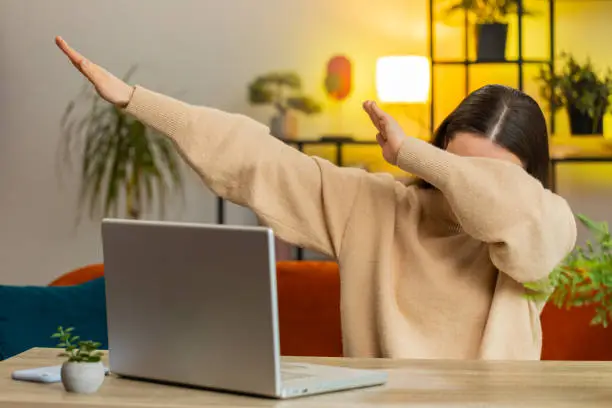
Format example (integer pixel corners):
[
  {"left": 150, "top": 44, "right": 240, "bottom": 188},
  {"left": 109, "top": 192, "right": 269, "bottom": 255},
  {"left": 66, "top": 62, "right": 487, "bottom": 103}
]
[{"left": 375, "top": 56, "right": 430, "bottom": 136}]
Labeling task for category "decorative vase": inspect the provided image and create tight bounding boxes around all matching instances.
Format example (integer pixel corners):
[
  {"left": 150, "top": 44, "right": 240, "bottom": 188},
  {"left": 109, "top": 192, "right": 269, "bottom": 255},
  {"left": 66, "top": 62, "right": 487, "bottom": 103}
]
[
  {"left": 568, "top": 106, "right": 603, "bottom": 136},
  {"left": 61, "top": 361, "right": 105, "bottom": 394},
  {"left": 475, "top": 23, "right": 508, "bottom": 62},
  {"left": 270, "top": 110, "right": 298, "bottom": 140}
]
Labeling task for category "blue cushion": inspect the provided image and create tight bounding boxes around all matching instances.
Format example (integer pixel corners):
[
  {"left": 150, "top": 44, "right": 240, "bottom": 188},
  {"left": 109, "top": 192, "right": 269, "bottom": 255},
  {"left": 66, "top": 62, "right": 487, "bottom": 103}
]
[{"left": 0, "top": 277, "right": 108, "bottom": 360}]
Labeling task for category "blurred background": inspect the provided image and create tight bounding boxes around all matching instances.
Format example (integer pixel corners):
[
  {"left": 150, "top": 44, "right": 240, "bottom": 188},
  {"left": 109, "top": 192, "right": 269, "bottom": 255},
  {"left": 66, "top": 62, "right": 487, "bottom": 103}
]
[{"left": 2, "top": 0, "right": 612, "bottom": 284}]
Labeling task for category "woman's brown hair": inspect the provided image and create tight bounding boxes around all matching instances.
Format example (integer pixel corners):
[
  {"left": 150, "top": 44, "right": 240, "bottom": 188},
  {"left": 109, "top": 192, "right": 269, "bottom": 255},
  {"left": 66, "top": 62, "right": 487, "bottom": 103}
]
[{"left": 418, "top": 84, "right": 550, "bottom": 189}]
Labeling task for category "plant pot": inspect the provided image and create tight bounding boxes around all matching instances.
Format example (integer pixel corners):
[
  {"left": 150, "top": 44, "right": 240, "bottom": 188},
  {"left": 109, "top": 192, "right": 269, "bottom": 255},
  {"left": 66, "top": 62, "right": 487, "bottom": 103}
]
[
  {"left": 475, "top": 23, "right": 508, "bottom": 62},
  {"left": 270, "top": 110, "right": 297, "bottom": 140},
  {"left": 61, "top": 361, "right": 105, "bottom": 394},
  {"left": 270, "top": 111, "right": 298, "bottom": 140},
  {"left": 568, "top": 106, "right": 603, "bottom": 136}
]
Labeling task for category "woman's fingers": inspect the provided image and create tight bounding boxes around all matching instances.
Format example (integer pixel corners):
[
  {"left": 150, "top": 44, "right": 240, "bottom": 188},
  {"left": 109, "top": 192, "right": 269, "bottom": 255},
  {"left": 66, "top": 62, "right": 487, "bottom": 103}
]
[
  {"left": 370, "top": 100, "right": 388, "bottom": 120},
  {"left": 363, "top": 101, "right": 383, "bottom": 132},
  {"left": 56, "top": 36, "right": 86, "bottom": 72},
  {"left": 56, "top": 36, "right": 107, "bottom": 88},
  {"left": 55, "top": 36, "right": 133, "bottom": 106}
]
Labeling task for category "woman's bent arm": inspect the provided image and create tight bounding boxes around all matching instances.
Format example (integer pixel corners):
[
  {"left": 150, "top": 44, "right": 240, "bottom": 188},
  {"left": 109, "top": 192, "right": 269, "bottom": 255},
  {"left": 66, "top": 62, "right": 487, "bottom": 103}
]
[
  {"left": 395, "top": 137, "right": 577, "bottom": 284},
  {"left": 126, "top": 86, "right": 364, "bottom": 258}
]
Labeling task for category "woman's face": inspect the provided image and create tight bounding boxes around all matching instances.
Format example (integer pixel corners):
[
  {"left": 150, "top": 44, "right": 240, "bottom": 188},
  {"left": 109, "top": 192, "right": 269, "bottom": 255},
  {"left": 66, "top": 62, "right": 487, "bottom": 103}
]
[{"left": 446, "top": 132, "right": 523, "bottom": 167}]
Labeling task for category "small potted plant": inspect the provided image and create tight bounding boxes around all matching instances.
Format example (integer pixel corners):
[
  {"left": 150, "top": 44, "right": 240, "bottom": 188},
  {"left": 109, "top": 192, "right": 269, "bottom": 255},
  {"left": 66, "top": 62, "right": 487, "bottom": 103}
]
[
  {"left": 445, "top": 0, "right": 533, "bottom": 61},
  {"left": 526, "top": 215, "right": 612, "bottom": 327},
  {"left": 536, "top": 53, "right": 612, "bottom": 136},
  {"left": 248, "top": 72, "right": 321, "bottom": 140},
  {"left": 52, "top": 326, "right": 105, "bottom": 394}
]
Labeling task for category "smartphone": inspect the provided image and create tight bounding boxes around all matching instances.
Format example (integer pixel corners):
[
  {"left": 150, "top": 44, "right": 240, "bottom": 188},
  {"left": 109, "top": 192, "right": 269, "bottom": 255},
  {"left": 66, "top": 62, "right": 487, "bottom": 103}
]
[{"left": 12, "top": 365, "right": 110, "bottom": 383}]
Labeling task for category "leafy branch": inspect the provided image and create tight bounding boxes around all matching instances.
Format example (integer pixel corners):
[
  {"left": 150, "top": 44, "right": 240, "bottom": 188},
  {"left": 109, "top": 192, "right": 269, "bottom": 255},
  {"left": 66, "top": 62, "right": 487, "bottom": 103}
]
[
  {"left": 59, "top": 67, "right": 184, "bottom": 221},
  {"left": 51, "top": 326, "right": 104, "bottom": 363},
  {"left": 525, "top": 215, "right": 612, "bottom": 327},
  {"left": 535, "top": 53, "right": 612, "bottom": 131},
  {"left": 248, "top": 72, "right": 322, "bottom": 115},
  {"left": 444, "top": 0, "right": 534, "bottom": 24}
]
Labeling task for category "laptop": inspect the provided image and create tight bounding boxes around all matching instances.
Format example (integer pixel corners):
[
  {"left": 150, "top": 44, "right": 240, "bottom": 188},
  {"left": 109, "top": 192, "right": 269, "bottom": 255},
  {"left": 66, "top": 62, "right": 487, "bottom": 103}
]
[{"left": 101, "top": 219, "right": 387, "bottom": 399}]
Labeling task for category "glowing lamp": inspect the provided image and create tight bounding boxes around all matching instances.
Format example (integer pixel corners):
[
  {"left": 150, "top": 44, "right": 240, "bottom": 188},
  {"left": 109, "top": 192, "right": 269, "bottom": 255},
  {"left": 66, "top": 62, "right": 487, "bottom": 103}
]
[{"left": 376, "top": 56, "right": 430, "bottom": 103}]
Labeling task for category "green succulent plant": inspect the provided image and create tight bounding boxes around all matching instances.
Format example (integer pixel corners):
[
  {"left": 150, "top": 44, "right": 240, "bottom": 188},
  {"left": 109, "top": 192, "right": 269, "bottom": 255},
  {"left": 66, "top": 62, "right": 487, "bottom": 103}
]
[{"left": 51, "top": 326, "right": 104, "bottom": 363}]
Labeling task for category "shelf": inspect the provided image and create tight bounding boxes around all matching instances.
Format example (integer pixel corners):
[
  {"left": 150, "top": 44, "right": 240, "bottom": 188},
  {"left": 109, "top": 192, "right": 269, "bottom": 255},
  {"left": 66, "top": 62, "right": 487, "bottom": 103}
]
[
  {"left": 432, "top": 59, "right": 552, "bottom": 66},
  {"left": 280, "top": 139, "right": 378, "bottom": 146},
  {"left": 428, "top": 0, "right": 556, "bottom": 133}
]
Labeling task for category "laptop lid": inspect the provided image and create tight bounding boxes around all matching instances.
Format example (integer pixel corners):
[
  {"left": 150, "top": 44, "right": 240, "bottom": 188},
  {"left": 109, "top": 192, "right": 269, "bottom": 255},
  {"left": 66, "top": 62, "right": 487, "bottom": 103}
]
[{"left": 101, "top": 219, "right": 281, "bottom": 397}]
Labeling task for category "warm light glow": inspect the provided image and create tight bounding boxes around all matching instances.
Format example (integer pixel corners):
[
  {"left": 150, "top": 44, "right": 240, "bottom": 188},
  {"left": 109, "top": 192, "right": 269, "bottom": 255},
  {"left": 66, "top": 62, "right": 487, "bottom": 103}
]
[{"left": 376, "top": 56, "right": 430, "bottom": 103}]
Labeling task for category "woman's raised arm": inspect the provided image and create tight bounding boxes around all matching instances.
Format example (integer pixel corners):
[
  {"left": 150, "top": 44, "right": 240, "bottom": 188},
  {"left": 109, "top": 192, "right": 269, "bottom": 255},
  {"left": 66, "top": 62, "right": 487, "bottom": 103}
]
[{"left": 56, "top": 37, "right": 366, "bottom": 258}]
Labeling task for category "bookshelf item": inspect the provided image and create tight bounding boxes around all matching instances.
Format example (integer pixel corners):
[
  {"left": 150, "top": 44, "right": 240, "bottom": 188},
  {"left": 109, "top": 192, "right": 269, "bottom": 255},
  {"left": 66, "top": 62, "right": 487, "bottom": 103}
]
[{"left": 428, "top": 0, "right": 556, "bottom": 134}]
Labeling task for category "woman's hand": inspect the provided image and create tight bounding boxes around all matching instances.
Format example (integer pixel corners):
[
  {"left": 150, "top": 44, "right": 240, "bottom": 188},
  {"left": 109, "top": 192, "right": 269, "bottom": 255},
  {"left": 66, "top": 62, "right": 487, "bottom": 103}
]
[
  {"left": 55, "top": 36, "right": 134, "bottom": 107},
  {"left": 363, "top": 101, "right": 406, "bottom": 165}
]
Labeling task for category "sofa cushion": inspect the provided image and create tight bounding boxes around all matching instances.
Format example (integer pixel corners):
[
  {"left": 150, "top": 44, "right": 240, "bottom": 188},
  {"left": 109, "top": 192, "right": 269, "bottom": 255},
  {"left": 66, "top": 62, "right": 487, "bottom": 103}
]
[{"left": 0, "top": 278, "right": 108, "bottom": 360}]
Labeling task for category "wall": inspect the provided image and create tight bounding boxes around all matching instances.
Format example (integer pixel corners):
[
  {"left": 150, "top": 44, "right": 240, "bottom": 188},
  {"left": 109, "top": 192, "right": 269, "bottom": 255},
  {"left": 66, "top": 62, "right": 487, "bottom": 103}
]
[
  {"left": 1, "top": 0, "right": 611, "bottom": 284},
  {"left": 0, "top": 0, "right": 427, "bottom": 284}
]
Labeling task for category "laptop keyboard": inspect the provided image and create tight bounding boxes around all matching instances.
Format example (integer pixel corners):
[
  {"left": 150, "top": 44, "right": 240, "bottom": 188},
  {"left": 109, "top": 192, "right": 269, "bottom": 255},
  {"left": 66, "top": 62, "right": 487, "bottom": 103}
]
[
  {"left": 281, "top": 371, "right": 312, "bottom": 381},
  {"left": 281, "top": 363, "right": 314, "bottom": 381}
]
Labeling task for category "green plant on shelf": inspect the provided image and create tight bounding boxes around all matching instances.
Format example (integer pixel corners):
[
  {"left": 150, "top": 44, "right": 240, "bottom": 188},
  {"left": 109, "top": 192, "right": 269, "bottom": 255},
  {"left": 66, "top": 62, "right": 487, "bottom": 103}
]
[
  {"left": 535, "top": 52, "right": 612, "bottom": 134},
  {"left": 248, "top": 72, "right": 321, "bottom": 115},
  {"left": 525, "top": 215, "right": 612, "bottom": 328},
  {"left": 51, "top": 326, "right": 104, "bottom": 363},
  {"left": 444, "top": 0, "right": 533, "bottom": 24}
]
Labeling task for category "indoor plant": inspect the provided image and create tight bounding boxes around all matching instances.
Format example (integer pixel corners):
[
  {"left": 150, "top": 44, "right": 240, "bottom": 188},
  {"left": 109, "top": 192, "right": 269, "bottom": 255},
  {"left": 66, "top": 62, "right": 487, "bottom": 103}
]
[
  {"left": 445, "top": 0, "right": 533, "bottom": 61},
  {"left": 52, "top": 326, "right": 105, "bottom": 393},
  {"left": 59, "top": 67, "right": 184, "bottom": 221},
  {"left": 248, "top": 72, "right": 321, "bottom": 139},
  {"left": 526, "top": 215, "right": 612, "bottom": 327},
  {"left": 536, "top": 53, "right": 612, "bottom": 135}
]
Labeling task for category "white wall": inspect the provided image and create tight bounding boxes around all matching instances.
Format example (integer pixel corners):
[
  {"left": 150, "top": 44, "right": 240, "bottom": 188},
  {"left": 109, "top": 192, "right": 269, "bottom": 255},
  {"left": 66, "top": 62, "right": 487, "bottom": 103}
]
[
  {"left": 1, "top": 0, "right": 611, "bottom": 285},
  {"left": 0, "top": 0, "right": 426, "bottom": 284}
]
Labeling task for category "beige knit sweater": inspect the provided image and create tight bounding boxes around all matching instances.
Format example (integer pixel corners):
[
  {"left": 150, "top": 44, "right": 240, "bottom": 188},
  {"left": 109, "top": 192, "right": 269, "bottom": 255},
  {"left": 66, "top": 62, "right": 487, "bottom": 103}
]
[{"left": 125, "top": 86, "right": 577, "bottom": 360}]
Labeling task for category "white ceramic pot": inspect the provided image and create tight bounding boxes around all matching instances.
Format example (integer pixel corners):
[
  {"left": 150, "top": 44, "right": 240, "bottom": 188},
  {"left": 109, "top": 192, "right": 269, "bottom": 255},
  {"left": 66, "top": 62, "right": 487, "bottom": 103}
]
[{"left": 61, "top": 361, "right": 105, "bottom": 394}]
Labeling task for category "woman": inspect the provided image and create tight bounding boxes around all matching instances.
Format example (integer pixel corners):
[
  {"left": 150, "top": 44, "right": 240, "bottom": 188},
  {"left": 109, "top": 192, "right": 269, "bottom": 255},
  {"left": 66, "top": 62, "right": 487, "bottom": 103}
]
[{"left": 56, "top": 36, "right": 576, "bottom": 360}]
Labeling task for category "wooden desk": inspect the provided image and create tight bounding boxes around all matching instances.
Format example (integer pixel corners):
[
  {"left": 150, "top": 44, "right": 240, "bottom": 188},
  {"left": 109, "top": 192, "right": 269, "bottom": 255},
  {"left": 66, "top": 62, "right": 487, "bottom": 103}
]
[{"left": 2, "top": 348, "right": 612, "bottom": 407}]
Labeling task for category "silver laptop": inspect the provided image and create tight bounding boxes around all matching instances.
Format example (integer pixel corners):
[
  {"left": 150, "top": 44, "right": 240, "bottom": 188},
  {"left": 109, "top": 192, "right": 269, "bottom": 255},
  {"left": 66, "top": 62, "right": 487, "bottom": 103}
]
[{"left": 101, "top": 218, "right": 387, "bottom": 399}]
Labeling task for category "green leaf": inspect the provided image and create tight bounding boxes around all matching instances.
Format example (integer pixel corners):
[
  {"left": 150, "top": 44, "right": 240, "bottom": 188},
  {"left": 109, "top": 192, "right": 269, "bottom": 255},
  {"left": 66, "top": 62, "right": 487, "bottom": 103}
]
[{"left": 59, "top": 69, "right": 185, "bottom": 222}]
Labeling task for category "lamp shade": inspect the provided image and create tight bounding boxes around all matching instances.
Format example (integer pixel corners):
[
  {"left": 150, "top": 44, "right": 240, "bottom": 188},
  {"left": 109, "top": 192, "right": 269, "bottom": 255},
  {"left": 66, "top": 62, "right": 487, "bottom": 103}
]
[{"left": 376, "top": 56, "right": 430, "bottom": 103}]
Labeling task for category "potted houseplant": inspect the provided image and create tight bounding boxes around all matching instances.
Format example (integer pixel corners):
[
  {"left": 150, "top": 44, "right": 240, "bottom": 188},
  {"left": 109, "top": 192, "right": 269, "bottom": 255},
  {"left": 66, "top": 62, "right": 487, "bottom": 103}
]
[
  {"left": 526, "top": 215, "right": 612, "bottom": 327},
  {"left": 52, "top": 326, "right": 105, "bottom": 394},
  {"left": 536, "top": 53, "right": 612, "bottom": 136},
  {"left": 445, "top": 0, "right": 533, "bottom": 61},
  {"left": 248, "top": 72, "right": 321, "bottom": 140},
  {"left": 59, "top": 67, "right": 184, "bottom": 221}
]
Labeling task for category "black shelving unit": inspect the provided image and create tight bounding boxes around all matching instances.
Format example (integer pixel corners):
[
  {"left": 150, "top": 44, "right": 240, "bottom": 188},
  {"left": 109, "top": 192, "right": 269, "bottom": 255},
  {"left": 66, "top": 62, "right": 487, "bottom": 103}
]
[
  {"left": 427, "top": 0, "right": 556, "bottom": 134},
  {"left": 215, "top": 138, "right": 379, "bottom": 260}
]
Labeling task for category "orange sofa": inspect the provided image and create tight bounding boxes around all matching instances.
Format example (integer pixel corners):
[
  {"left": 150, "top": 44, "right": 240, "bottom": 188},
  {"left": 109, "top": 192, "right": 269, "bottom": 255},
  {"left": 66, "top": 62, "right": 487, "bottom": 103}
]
[
  {"left": 50, "top": 262, "right": 612, "bottom": 360},
  {"left": 50, "top": 261, "right": 343, "bottom": 358}
]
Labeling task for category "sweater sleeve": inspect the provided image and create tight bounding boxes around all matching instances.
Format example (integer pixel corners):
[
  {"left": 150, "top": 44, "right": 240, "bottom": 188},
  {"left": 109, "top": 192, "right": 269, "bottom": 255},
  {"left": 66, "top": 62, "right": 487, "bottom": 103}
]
[
  {"left": 396, "top": 137, "right": 577, "bottom": 283},
  {"left": 124, "top": 86, "right": 364, "bottom": 258}
]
